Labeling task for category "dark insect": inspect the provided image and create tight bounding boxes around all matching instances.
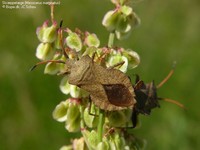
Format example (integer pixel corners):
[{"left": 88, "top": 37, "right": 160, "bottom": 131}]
[{"left": 131, "top": 68, "right": 185, "bottom": 127}]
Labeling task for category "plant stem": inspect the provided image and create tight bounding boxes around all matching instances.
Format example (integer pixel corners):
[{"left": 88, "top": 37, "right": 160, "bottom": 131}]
[
  {"left": 108, "top": 32, "right": 115, "bottom": 48},
  {"left": 79, "top": 105, "right": 85, "bottom": 129},
  {"left": 97, "top": 109, "right": 105, "bottom": 143}
]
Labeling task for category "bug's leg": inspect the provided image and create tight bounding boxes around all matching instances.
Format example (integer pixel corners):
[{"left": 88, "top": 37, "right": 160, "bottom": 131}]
[
  {"left": 104, "top": 127, "right": 115, "bottom": 137},
  {"left": 130, "top": 108, "right": 139, "bottom": 128},
  {"left": 108, "top": 61, "right": 125, "bottom": 69},
  {"left": 123, "top": 108, "right": 139, "bottom": 129}
]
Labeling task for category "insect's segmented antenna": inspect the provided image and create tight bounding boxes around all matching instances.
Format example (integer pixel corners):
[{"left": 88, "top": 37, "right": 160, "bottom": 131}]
[
  {"left": 157, "top": 61, "right": 177, "bottom": 89},
  {"left": 158, "top": 97, "right": 186, "bottom": 110},
  {"left": 30, "top": 60, "right": 65, "bottom": 71}
]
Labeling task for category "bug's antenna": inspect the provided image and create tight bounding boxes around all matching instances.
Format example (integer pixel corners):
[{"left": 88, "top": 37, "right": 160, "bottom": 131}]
[
  {"left": 59, "top": 20, "right": 63, "bottom": 28},
  {"left": 157, "top": 61, "right": 176, "bottom": 89},
  {"left": 30, "top": 60, "right": 65, "bottom": 71},
  {"left": 158, "top": 97, "right": 186, "bottom": 110}
]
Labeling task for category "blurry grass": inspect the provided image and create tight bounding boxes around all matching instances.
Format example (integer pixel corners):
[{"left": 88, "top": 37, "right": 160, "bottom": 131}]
[{"left": 0, "top": 0, "right": 200, "bottom": 149}]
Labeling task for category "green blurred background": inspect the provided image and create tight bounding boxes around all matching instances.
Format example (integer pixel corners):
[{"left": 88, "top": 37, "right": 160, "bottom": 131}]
[{"left": 0, "top": 0, "right": 200, "bottom": 149}]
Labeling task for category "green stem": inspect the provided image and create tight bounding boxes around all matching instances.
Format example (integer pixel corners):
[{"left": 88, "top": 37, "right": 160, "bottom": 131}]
[
  {"left": 108, "top": 32, "right": 115, "bottom": 48},
  {"left": 97, "top": 109, "right": 105, "bottom": 143},
  {"left": 79, "top": 105, "right": 85, "bottom": 129}
]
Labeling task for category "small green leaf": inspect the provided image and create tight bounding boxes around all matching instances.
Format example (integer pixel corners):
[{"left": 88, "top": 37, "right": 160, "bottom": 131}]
[
  {"left": 85, "top": 33, "right": 100, "bottom": 48},
  {"left": 54, "top": 29, "right": 62, "bottom": 49},
  {"left": 102, "top": 10, "right": 120, "bottom": 32},
  {"left": 44, "top": 62, "right": 60, "bottom": 75},
  {"left": 36, "top": 20, "right": 48, "bottom": 42},
  {"left": 121, "top": 5, "right": 133, "bottom": 16},
  {"left": 52, "top": 100, "right": 69, "bottom": 122},
  {"left": 60, "top": 145, "right": 73, "bottom": 150},
  {"left": 97, "top": 141, "right": 110, "bottom": 150},
  {"left": 116, "top": 15, "right": 132, "bottom": 33},
  {"left": 108, "top": 54, "right": 128, "bottom": 72},
  {"left": 123, "top": 49, "right": 140, "bottom": 68},
  {"left": 70, "top": 85, "right": 82, "bottom": 98},
  {"left": 42, "top": 22, "right": 57, "bottom": 43},
  {"left": 107, "top": 111, "right": 127, "bottom": 127},
  {"left": 72, "top": 138, "right": 87, "bottom": 150},
  {"left": 65, "top": 101, "right": 81, "bottom": 132},
  {"left": 83, "top": 107, "right": 98, "bottom": 128},
  {"left": 60, "top": 76, "right": 71, "bottom": 95},
  {"left": 66, "top": 32, "right": 82, "bottom": 52},
  {"left": 66, "top": 101, "right": 80, "bottom": 123},
  {"left": 82, "top": 130, "right": 99, "bottom": 150},
  {"left": 36, "top": 43, "right": 55, "bottom": 60}
]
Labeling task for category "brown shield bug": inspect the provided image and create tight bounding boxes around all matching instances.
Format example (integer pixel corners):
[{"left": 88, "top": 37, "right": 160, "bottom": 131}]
[
  {"left": 31, "top": 20, "right": 136, "bottom": 111},
  {"left": 131, "top": 67, "right": 185, "bottom": 127},
  {"left": 67, "top": 55, "right": 136, "bottom": 111},
  {"left": 31, "top": 54, "right": 136, "bottom": 111}
]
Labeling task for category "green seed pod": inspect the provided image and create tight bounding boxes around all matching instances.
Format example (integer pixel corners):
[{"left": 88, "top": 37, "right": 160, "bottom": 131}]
[
  {"left": 122, "top": 49, "right": 140, "bottom": 69},
  {"left": 65, "top": 114, "right": 81, "bottom": 132},
  {"left": 107, "top": 54, "right": 128, "bottom": 73},
  {"left": 121, "top": 5, "right": 133, "bottom": 16},
  {"left": 82, "top": 130, "right": 98, "bottom": 150},
  {"left": 70, "top": 85, "right": 82, "bottom": 98},
  {"left": 60, "top": 76, "right": 71, "bottom": 95},
  {"left": 113, "top": 132, "right": 126, "bottom": 150},
  {"left": 66, "top": 31, "right": 82, "bottom": 52},
  {"left": 44, "top": 53, "right": 66, "bottom": 75},
  {"left": 129, "top": 11, "right": 141, "bottom": 29},
  {"left": 54, "top": 29, "right": 63, "bottom": 49},
  {"left": 115, "top": 30, "right": 131, "bottom": 40},
  {"left": 85, "top": 33, "right": 100, "bottom": 48},
  {"left": 52, "top": 100, "right": 69, "bottom": 122},
  {"left": 108, "top": 139, "right": 117, "bottom": 150},
  {"left": 116, "top": 15, "right": 132, "bottom": 33},
  {"left": 60, "top": 145, "right": 73, "bottom": 150},
  {"left": 107, "top": 111, "right": 127, "bottom": 127},
  {"left": 102, "top": 10, "right": 120, "bottom": 32},
  {"left": 82, "top": 47, "right": 102, "bottom": 59},
  {"left": 60, "top": 77, "right": 88, "bottom": 98},
  {"left": 72, "top": 138, "right": 88, "bottom": 150},
  {"left": 97, "top": 141, "right": 110, "bottom": 150},
  {"left": 83, "top": 107, "right": 98, "bottom": 128},
  {"left": 126, "top": 135, "right": 147, "bottom": 150},
  {"left": 42, "top": 21, "right": 57, "bottom": 43},
  {"left": 36, "top": 43, "right": 55, "bottom": 60},
  {"left": 65, "top": 99, "right": 81, "bottom": 132},
  {"left": 36, "top": 20, "right": 48, "bottom": 42},
  {"left": 44, "top": 62, "right": 60, "bottom": 75}
]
